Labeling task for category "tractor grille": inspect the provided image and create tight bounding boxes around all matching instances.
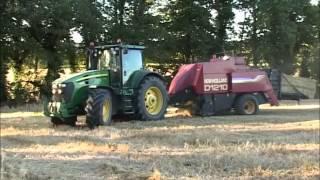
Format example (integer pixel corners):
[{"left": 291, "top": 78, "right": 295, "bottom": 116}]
[
  {"left": 62, "top": 82, "right": 74, "bottom": 102},
  {"left": 52, "top": 90, "right": 62, "bottom": 102},
  {"left": 52, "top": 82, "right": 74, "bottom": 102}
]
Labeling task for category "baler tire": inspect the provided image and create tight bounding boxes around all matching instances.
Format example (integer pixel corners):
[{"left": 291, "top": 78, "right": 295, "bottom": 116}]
[
  {"left": 235, "top": 94, "right": 259, "bottom": 115},
  {"left": 85, "top": 89, "right": 113, "bottom": 129},
  {"left": 136, "top": 76, "right": 168, "bottom": 121}
]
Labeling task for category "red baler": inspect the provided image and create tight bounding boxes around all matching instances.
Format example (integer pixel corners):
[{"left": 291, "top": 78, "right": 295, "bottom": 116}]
[{"left": 168, "top": 56, "right": 278, "bottom": 116}]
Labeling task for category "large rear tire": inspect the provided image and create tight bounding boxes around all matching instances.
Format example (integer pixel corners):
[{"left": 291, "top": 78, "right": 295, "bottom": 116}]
[
  {"left": 136, "top": 76, "right": 168, "bottom": 120},
  {"left": 85, "top": 89, "right": 112, "bottom": 129},
  {"left": 235, "top": 94, "right": 259, "bottom": 115}
]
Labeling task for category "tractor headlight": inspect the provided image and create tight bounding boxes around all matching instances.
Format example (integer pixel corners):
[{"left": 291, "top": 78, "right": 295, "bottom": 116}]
[
  {"left": 58, "top": 83, "right": 66, "bottom": 88},
  {"left": 52, "top": 83, "right": 65, "bottom": 94},
  {"left": 51, "top": 82, "right": 73, "bottom": 102},
  {"left": 52, "top": 84, "right": 58, "bottom": 89}
]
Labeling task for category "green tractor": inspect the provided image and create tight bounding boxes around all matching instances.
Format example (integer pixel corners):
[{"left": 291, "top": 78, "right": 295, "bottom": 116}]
[{"left": 44, "top": 44, "right": 168, "bottom": 128}]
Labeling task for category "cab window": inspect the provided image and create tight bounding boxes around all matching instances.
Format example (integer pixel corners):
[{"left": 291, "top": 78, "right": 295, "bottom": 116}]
[{"left": 122, "top": 49, "right": 143, "bottom": 84}]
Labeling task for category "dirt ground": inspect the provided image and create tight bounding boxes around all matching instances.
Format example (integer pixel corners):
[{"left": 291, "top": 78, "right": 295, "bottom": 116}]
[{"left": 1, "top": 100, "right": 319, "bottom": 179}]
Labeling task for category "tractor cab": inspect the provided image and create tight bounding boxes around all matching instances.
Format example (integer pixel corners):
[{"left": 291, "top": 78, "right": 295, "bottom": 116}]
[{"left": 90, "top": 44, "right": 145, "bottom": 86}]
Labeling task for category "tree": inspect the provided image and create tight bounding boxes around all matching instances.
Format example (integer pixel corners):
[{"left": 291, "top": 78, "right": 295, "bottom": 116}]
[
  {"left": 236, "top": 0, "right": 261, "bottom": 65},
  {"left": 236, "top": 0, "right": 318, "bottom": 74},
  {"left": 101, "top": 0, "right": 165, "bottom": 62},
  {"left": 74, "top": 0, "right": 105, "bottom": 45},
  {"left": 161, "top": 0, "right": 215, "bottom": 63},
  {"left": 16, "top": 0, "right": 77, "bottom": 96},
  {"left": 211, "top": 0, "right": 234, "bottom": 54},
  {"left": 0, "top": 0, "right": 14, "bottom": 102},
  {"left": 296, "top": 2, "right": 319, "bottom": 78}
]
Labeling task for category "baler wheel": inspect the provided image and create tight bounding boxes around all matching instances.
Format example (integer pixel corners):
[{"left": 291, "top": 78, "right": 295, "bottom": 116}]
[
  {"left": 136, "top": 76, "right": 168, "bottom": 120},
  {"left": 235, "top": 94, "right": 259, "bottom": 115},
  {"left": 85, "top": 89, "right": 112, "bottom": 129}
]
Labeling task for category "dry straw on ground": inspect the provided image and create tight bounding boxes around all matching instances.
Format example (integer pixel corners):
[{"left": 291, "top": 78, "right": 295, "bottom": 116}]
[{"left": 1, "top": 100, "right": 319, "bottom": 179}]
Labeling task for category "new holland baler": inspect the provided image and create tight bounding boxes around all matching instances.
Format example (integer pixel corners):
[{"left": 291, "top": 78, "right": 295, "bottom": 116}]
[{"left": 168, "top": 56, "right": 278, "bottom": 116}]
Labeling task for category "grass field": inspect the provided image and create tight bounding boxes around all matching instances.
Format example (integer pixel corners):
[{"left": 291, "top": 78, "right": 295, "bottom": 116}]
[{"left": 1, "top": 101, "right": 319, "bottom": 179}]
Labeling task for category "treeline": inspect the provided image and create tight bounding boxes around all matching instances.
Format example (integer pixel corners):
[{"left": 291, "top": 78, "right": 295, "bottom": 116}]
[{"left": 0, "top": 0, "right": 319, "bottom": 103}]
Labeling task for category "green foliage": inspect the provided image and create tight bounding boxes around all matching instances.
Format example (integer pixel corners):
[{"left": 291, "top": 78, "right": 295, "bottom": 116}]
[
  {"left": 0, "top": 0, "right": 12, "bottom": 103},
  {"left": 74, "top": 0, "right": 105, "bottom": 44},
  {"left": 159, "top": 0, "right": 214, "bottom": 63},
  {"left": 309, "top": 43, "right": 320, "bottom": 80},
  {"left": 0, "top": 0, "right": 318, "bottom": 104},
  {"left": 9, "top": 82, "right": 30, "bottom": 104},
  {"left": 236, "top": 0, "right": 319, "bottom": 75},
  {"left": 211, "top": 0, "right": 234, "bottom": 53},
  {"left": 101, "top": 0, "right": 164, "bottom": 62}
]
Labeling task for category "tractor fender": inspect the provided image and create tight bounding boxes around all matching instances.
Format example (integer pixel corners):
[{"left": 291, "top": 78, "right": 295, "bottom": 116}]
[
  {"left": 126, "top": 70, "right": 166, "bottom": 89},
  {"left": 88, "top": 84, "right": 113, "bottom": 91}
]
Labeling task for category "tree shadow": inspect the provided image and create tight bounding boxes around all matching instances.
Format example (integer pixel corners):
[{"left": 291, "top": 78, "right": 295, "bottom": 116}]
[
  {"left": 112, "top": 106, "right": 319, "bottom": 130},
  {"left": 2, "top": 141, "right": 318, "bottom": 180}
]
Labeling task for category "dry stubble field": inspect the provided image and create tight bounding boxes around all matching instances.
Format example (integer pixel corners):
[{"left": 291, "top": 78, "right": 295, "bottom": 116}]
[{"left": 0, "top": 100, "right": 319, "bottom": 180}]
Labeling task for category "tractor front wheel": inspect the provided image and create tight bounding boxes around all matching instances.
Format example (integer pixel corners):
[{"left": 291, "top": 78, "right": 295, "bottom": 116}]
[
  {"left": 136, "top": 76, "right": 168, "bottom": 120},
  {"left": 85, "top": 89, "right": 113, "bottom": 129},
  {"left": 235, "top": 94, "right": 259, "bottom": 115}
]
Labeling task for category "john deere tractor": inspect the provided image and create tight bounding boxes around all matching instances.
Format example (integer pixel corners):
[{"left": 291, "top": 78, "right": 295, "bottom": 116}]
[{"left": 44, "top": 44, "right": 168, "bottom": 128}]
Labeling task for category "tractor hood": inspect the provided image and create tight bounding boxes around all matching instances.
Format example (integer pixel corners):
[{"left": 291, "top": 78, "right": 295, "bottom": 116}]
[{"left": 52, "top": 70, "right": 108, "bottom": 85}]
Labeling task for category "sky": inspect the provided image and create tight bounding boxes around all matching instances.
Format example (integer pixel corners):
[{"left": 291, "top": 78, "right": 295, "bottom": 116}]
[{"left": 311, "top": 0, "right": 319, "bottom": 5}]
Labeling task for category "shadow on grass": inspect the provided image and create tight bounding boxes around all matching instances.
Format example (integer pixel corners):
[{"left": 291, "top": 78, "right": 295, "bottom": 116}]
[
  {"left": 2, "top": 106, "right": 318, "bottom": 136},
  {"left": 112, "top": 107, "right": 319, "bottom": 130},
  {"left": 1, "top": 133, "right": 111, "bottom": 149}
]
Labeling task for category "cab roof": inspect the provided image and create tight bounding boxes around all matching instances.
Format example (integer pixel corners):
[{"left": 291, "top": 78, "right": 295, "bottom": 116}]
[{"left": 94, "top": 44, "right": 145, "bottom": 50}]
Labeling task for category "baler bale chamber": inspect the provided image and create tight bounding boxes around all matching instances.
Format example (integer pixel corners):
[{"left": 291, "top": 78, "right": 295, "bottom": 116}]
[{"left": 168, "top": 56, "right": 279, "bottom": 116}]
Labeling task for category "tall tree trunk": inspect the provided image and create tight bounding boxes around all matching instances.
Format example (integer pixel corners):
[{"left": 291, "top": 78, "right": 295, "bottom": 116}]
[
  {"left": 0, "top": 47, "right": 8, "bottom": 103},
  {"left": 0, "top": 0, "right": 9, "bottom": 103},
  {"left": 251, "top": 1, "right": 259, "bottom": 65},
  {"left": 117, "top": 0, "right": 126, "bottom": 39},
  {"left": 34, "top": 56, "right": 39, "bottom": 73},
  {"left": 215, "top": 0, "right": 224, "bottom": 53},
  {"left": 185, "top": 33, "right": 192, "bottom": 63},
  {"left": 43, "top": 48, "right": 62, "bottom": 98},
  {"left": 213, "top": 0, "right": 233, "bottom": 53},
  {"left": 300, "top": 55, "right": 310, "bottom": 77},
  {"left": 68, "top": 47, "right": 77, "bottom": 73}
]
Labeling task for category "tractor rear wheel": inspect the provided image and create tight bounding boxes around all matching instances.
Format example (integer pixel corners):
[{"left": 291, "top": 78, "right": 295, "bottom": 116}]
[
  {"left": 136, "top": 76, "right": 168, "bottom": 120},
  {"left": 235, "top": 94, "right": 259, "bottom": 115},
  {"left": 51, "top": 117, "right": 76, "bottom": 126},
  {"left": 85, "top": 89, "right": 113, "bottom": 129}
]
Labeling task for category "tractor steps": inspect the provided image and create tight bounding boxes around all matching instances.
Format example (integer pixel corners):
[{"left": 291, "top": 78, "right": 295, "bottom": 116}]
[{"left": 122, "top": 96, "right": 135, "bottom": 114}]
